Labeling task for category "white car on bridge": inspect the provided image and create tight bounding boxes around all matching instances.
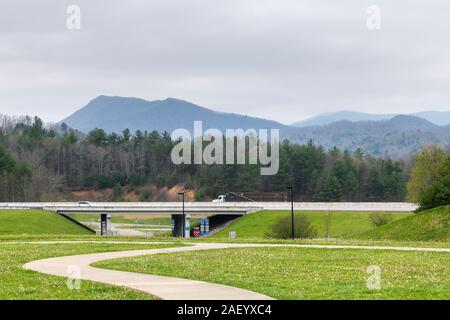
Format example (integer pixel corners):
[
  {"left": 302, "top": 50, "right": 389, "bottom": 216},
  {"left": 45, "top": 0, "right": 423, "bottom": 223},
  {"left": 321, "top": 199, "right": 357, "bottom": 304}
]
[
  {"left": 77, "top": 201, "right": 92, "bottom": 207},
  {"left": 212, "top": 195, "right": 226, "bottom": 203}
]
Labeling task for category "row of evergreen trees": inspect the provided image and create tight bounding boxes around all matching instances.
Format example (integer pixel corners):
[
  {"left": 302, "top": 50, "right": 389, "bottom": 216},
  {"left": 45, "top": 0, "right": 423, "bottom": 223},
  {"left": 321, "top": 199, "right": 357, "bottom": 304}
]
[
  {"left": 0, "top": 116, "right": 408, "bottom": 202},
  {"left": 0, "top": 144, "right": 31, "bottom": 201}
]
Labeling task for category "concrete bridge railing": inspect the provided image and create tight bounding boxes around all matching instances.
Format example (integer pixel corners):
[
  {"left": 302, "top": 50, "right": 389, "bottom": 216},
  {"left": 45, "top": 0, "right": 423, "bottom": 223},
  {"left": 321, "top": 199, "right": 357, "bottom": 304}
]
[{"left": 0, "top": 201, "right": 418, "bottom": 213}]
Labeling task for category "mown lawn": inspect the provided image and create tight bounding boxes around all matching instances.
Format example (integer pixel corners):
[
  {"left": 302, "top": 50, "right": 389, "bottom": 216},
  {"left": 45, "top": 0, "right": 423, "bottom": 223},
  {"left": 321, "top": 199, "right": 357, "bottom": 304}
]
[
  {"left": 0, "top": 242, "right": 180, "bottom": 299},
  {"left": 1, "top": 234, "right": 449, "bottom": 249},
  {"left": 0, "top": 210, "right": 92, "bottom": 235},
  {"left": 212, "top": 211, "right": 411, "bottom": 239},
  {"left": 97, "top": 246, "right": 450, "bottom": 300}
]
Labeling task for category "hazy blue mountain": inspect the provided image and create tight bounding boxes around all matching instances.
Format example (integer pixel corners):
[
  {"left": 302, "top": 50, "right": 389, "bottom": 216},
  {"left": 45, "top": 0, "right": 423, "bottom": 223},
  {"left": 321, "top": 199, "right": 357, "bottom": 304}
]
[
  {"left": 61, "top": 95, "right": 290, "bottom": 134},
  {"left": 289, "top": 115, "right": 450, "bottom": 157},
  {"left": 61, "top": 96, "right": 450, "bottom": 157},
  {"left": 291, "top": 110, "right": 450, "bottom": 127},
  {"left": 291, "top": 111, "right": 396, "bottom": 127},
  {"left": 413, "top": 111, "right": 450, "bottom": 126}
]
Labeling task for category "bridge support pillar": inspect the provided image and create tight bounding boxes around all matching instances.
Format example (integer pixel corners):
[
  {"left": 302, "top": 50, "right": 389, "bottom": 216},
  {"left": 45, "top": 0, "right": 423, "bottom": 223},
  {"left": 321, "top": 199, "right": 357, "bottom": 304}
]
[
  {"left": 171, "top": 214, "right": 183, "bottom": 237},
  {"left": 100, "top": 213, "right": 111, "bottom": 235},
  {"left": 171, "top": 214, "right": 191, "bottom": 238},
  {"left": 184, "top": 214, "right": 191, "bottom": 239}
]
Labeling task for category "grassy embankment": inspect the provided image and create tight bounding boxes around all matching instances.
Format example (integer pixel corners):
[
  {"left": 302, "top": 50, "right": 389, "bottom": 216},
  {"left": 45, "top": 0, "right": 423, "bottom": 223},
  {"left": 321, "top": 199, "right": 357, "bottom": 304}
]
[
  {"left": 353, "top": 205, "right": 449, "bottom": 241},
  {"left": 212, "top": 211, "right": 412, "bottom": 239},
  {"left": 0, "top": 210, "right": 92, "bottom": 235}
]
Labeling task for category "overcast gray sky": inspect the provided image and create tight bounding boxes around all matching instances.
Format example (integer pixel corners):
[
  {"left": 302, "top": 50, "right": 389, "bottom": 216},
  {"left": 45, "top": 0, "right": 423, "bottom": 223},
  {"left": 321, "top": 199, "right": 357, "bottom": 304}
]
[{"left": 1, "top": 0, "right": 450, "bottom": 124}]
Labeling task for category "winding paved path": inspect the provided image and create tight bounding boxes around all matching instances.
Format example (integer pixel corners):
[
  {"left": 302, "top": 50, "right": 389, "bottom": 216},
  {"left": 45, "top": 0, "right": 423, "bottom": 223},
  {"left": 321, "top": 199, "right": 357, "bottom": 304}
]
[{"left": 22, "top": 242, "right": 450, "bottom": 300}]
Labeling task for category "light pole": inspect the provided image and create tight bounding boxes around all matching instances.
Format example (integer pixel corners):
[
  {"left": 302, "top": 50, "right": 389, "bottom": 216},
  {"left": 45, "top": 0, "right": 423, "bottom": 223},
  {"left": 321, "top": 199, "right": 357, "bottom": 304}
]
[
  {"left": 178, "top": 191, "right": 185, "bottom": 238},
  {"left": 287, "top": 186, "right": 294, "bottom": 239}
]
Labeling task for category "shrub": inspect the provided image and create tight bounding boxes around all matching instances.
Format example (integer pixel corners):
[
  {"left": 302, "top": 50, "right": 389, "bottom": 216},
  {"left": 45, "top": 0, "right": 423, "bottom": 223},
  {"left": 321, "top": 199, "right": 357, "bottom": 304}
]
[
  {"left": 166, "top": 173, "right": 178, "bottom": 189},
  {"left": 267, "top": 214, "right": 318, "bottom": 239},
  {"left": 369, "top": 212, "right": 392, "bottom": 227},
  {"left": 83, "top": 171, "right": 111, "bottom": 189},
  {"left": 155, "top": 174, "right": 166, "bottom": 188},
  {"left": 129, "top": 173, "right": 147, "bottom": 187},
  {"left": 110, "top": 171, "right": 127, "bottom": 186},
  {"left": 184, "top": 177, "right": 194, "bottom": 189},
  {"left": 195, "top": 188, "right": 205, "bottom": 201},
  {"left": 112, "top": 183, "right": 122, "bottom": 201},
  {"left": 139, "top": 188, "right": 153, "bottom": 201}
]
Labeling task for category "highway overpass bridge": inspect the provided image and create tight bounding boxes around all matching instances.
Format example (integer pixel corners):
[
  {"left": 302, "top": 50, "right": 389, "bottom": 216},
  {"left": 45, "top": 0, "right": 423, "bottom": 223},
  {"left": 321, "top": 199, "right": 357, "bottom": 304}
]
[{"left": 0, "top": 202, "right": 418, "bottom": 237}]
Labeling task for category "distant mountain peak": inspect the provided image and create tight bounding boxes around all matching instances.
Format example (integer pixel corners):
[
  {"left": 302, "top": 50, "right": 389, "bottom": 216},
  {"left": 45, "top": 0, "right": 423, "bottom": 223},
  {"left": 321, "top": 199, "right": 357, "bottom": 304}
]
[
  {"left": 163, "top": 97, "right": 187, "bottom": 103},
  {"left": 390, "top": 114, "right": 419, "bottom": 121},
  {"left": 61, "top": 95, "right": 287, "bottom": 135}
]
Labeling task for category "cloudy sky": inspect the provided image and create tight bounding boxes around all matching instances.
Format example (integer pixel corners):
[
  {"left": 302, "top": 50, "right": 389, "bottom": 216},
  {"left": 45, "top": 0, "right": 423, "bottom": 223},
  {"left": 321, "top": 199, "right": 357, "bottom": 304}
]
[{"left": 1, "top": 0, "right": 450, "bottom": 124}]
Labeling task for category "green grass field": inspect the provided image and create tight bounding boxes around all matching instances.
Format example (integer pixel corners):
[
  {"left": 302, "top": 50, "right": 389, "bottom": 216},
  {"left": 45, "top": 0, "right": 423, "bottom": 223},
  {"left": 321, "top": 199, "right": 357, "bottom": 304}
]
[
  {"left": 212, "top": 211, "right": 412, "bottom": 239},
  {"left": 0, "top": 242, "right": 180, "bottom": 299},
  {"left": 354, "top": 205, "right": 450, "bottom": 241},
  {"left": 97, "top": 246, "right": 450, "bottom": 300},
  {"left": 0, "top": 210, "right": 92, "bottom": 235},
  {"left": 0, "top": 207, "right": 448, "bottom": 300},
  {"left": 0, "top": 234, "right": 449, "bottom": 248}
]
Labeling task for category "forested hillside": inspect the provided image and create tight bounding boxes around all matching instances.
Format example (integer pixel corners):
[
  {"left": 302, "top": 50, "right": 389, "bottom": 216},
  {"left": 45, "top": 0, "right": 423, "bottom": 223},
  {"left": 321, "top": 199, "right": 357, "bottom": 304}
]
[
  {"left": 288, "top": 115, "right": 450, "bottom": 157},
  {"left": 60, "top": 96, "right": 450, "bottom": 157},
  {"left": 0, "top": 115, "right": 409, "bottom": 202},
  {"left": 291, "top": 110, "right": 450, "bottom": 127}
]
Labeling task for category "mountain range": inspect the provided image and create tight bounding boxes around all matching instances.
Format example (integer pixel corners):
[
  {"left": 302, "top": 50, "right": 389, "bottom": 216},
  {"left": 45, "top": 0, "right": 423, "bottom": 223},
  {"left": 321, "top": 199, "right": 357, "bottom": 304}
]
[
  {"left": 291, "top": 110, "right": 450, "bottom": 127},
  {"left": 61, "top": 96, "right": 450, "bottom": 157}
]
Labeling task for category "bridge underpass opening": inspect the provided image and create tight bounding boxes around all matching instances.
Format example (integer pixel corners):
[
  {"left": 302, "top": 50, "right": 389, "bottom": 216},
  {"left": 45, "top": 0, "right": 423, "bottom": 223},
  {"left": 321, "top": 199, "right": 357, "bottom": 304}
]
[
  {"left": 171, "top": 213, "right": 241, "bottom": 238},
  {"left": 57, "top": 210, "right": 247, "bottom": 238},
  {"left": 53, "top": 203, "right": 257, "bottom": 237}
]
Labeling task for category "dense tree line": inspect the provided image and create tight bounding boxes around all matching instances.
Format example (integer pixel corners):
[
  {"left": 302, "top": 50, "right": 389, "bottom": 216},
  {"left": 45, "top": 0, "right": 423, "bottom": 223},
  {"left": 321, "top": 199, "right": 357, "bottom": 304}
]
[
  {"left": 0, "top": 116, "right": 409, "bottom": 202},
  {"left": 0, "top": 144, "right": 31, "bottom": 201}
]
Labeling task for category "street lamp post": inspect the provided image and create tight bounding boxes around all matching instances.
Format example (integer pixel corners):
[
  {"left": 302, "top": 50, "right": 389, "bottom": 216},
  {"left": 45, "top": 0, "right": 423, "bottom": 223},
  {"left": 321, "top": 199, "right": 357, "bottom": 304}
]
[
  {"left": 178, "top": 191, "right": 185, "bottom": 238},
  {"left": 287, "top": 186, "right": 294, "bottom": 239}
]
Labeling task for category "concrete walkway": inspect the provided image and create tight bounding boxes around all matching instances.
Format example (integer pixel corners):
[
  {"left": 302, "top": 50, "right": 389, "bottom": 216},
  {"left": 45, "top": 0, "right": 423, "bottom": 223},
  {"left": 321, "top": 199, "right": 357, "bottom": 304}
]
[
  {"left": 22, "top": 242, "right": 450, "bottom": 300},
  {"left": 23, "top": 243, "right": 275, "bottom": 300}
]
